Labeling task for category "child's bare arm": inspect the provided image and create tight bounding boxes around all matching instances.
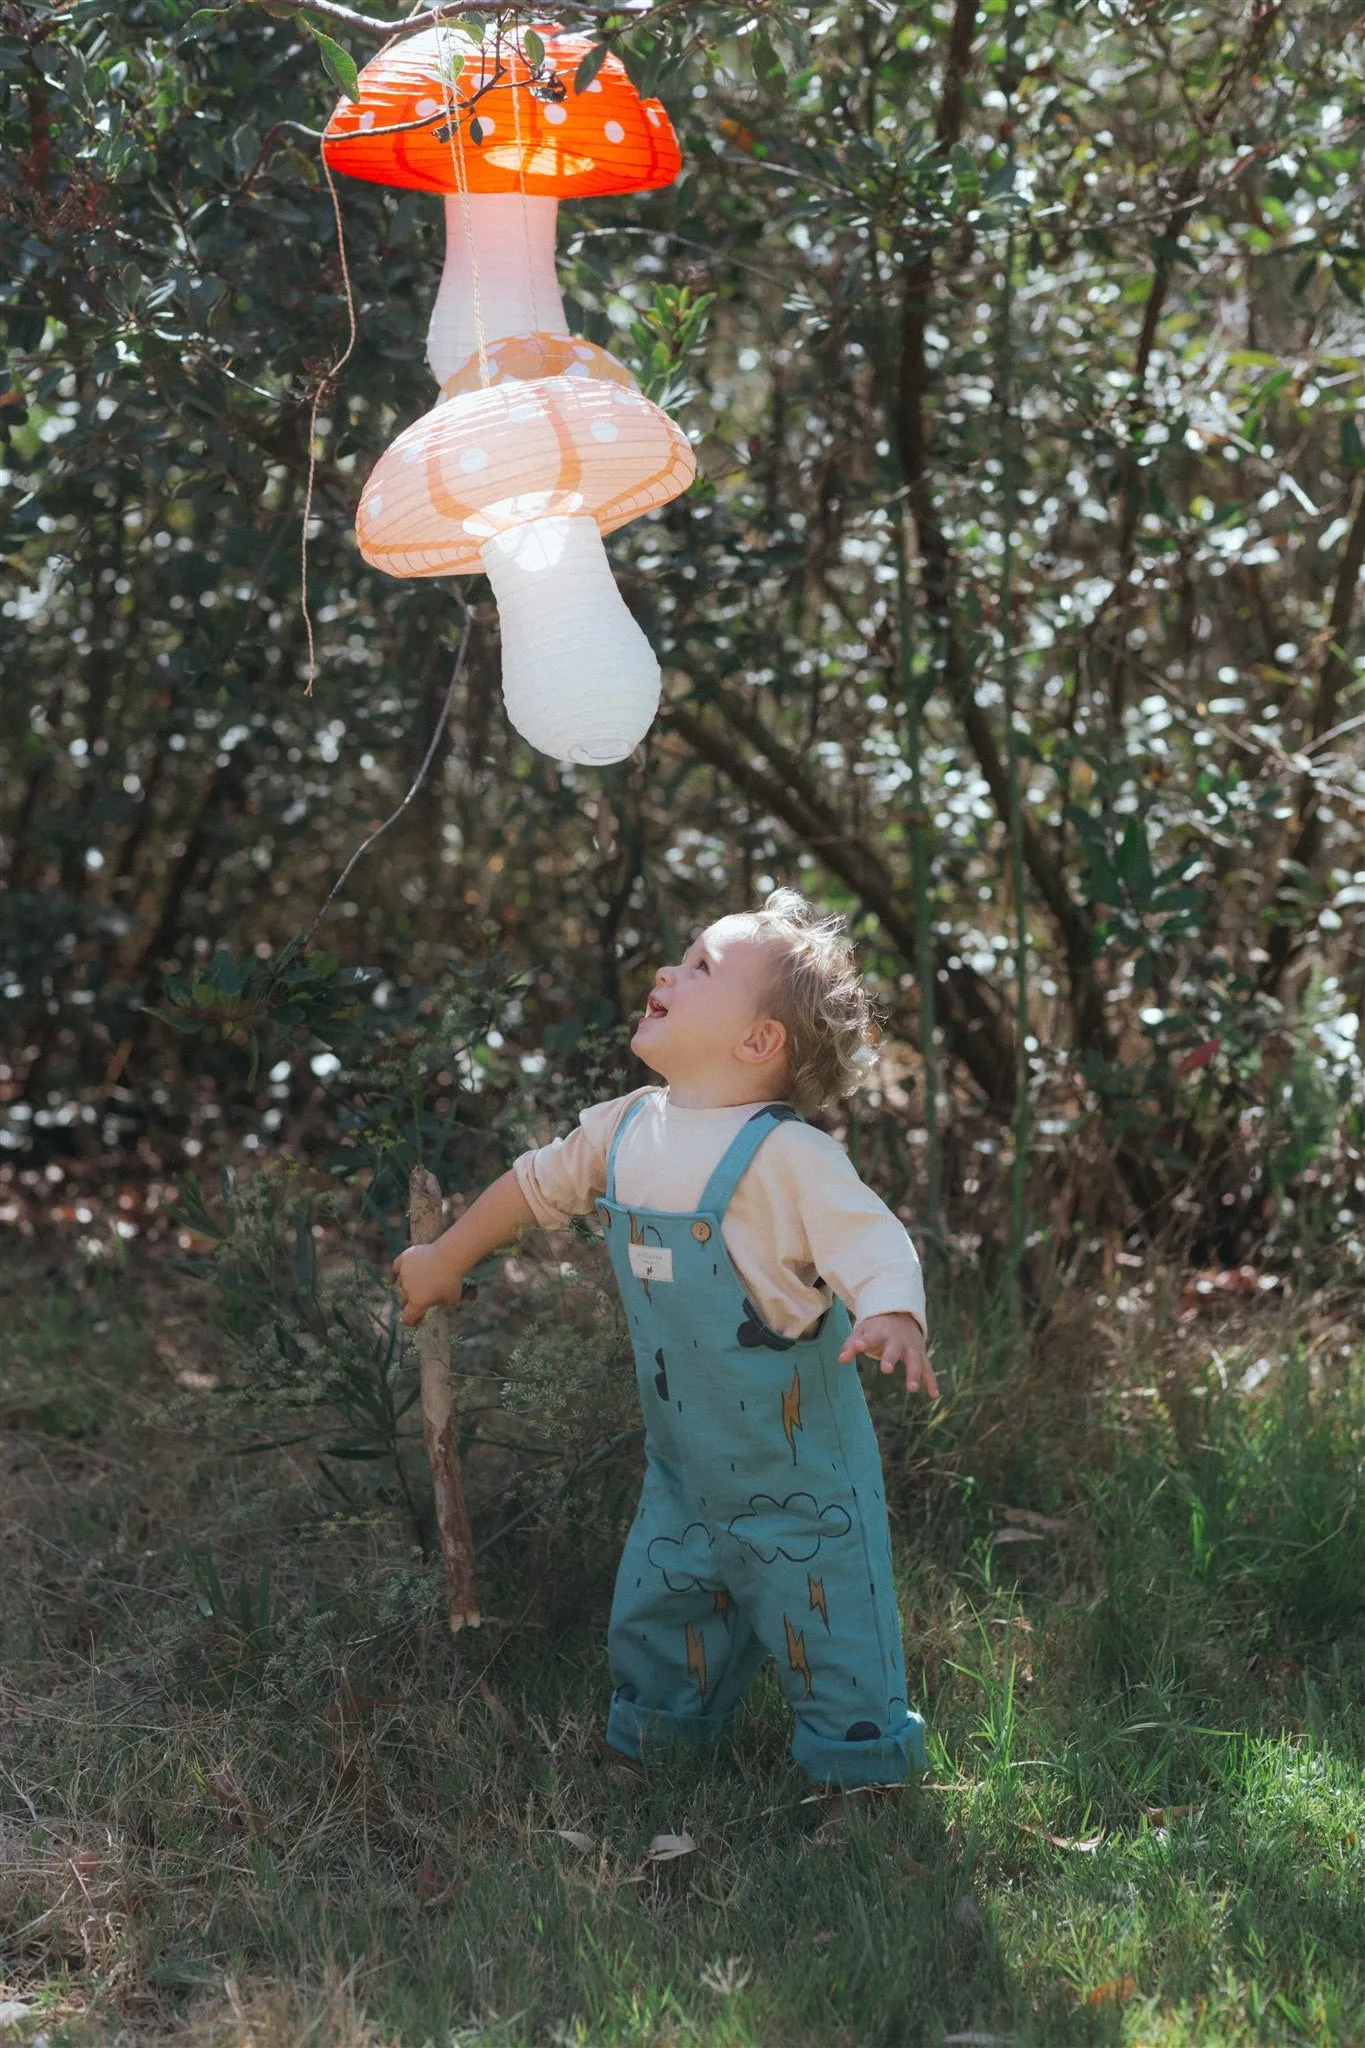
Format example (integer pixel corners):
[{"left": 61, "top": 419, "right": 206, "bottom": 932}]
[{"left": 392, "top": 1168, "right": 536, "bottom": 1328}]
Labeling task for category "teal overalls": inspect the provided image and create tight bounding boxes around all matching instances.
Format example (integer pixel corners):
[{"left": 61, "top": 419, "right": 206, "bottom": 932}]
[{"left": 597, "top": 1097, "right": 927, "bottom": 1788}]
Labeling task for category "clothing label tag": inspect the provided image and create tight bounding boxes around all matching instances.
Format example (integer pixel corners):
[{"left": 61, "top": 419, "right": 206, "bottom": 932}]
[{"left": 628, "top": 1243, "right": 674, "bottom": 1284}]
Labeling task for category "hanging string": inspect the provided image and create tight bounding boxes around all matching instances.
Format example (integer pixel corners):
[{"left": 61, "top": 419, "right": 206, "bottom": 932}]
[
  {"left": 438, "top": 15, "right": 491, "bottom": 388},
  {"left": 510, "top": 22, "right": 539, "bottom": 331},
  {"left": 301, "top": 143, "right": 359, "bottom": 696},
  {"left": 996, "top": 0, "right": 1030, "bottom": 1321},
  {"left": 306, "top": 600, "right": 474, "bottom": 941}
]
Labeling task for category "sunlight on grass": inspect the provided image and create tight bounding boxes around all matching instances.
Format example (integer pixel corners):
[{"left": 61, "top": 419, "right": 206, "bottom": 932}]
[{"left": 2, "top": 1260, "right": 1363, "bottom": 2046}]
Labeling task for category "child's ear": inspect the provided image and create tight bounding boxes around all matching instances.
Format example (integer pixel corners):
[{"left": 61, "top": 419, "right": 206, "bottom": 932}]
[{"left": 737, "top": 1016, "right": 787, "bottom": 1066}]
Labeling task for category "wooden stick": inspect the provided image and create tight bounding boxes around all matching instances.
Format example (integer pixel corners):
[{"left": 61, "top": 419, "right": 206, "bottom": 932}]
[{"left": 408, "top": 1165, "right": 482, "bottom": 1634}]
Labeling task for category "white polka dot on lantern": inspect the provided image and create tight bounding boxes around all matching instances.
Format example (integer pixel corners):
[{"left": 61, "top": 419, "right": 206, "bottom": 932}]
[
  {"left": 591, "top": 419, "right": 619, "bottom": 442},
  {"left": 415, "top": 97, "right": 440, "bottom": 117},
  {"left": 646, "top": 107, "right": 661, "bottom": 126},
  {"left": 576, "top": 344, "right": 596, "bottom": 359},
  {"left": 475, "top": 115, "right": 495, "bottom": 135},
  {"left": 359, "top": 110, "right": 376, "bottom": 131},
  {"left": 604, "top": 120, "right": 625, "bottom": 144},
  {"left": 544, "top": 101, "right": 567, "bottom": 125},
  {"left": 586, "top": 77, "right": 603, "bottom": 93},
  {"left": 459, "top": 447, "right": 488, "bottom": 473}
]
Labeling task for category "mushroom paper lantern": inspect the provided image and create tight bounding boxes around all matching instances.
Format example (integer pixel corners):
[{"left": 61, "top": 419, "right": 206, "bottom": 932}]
[
  {"left": 322, "top": 24, "right": 691, "bottom": 764},
  {"left": 322, "top": 25, "right": 680, "bottom": 388},
  {"left": 356, "top": 375, "right": 693, "bottom": 766}
]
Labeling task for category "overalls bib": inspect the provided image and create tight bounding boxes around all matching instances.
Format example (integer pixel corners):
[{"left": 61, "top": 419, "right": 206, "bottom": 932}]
[{"left": 597, "top": 1096, "right": 927, "bottom": 1788}]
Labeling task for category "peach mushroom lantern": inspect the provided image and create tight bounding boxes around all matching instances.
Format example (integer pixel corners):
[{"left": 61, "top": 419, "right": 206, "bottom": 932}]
[
  {"left": 356, "top": 376, "right": 694, "bottom": 765},
  {"left": 322, "top": 24, "right": 682, "bottom": 389}
]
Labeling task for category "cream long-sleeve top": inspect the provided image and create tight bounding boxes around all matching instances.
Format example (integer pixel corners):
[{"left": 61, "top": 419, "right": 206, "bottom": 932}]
[{"left": 513, "top": 1086, "right": 926, "bottom": 1341}]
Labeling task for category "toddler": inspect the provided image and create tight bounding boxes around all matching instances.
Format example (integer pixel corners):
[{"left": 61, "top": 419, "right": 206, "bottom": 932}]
[{"left": 394, "top": 888, "right": 935, "bottom": 1789}]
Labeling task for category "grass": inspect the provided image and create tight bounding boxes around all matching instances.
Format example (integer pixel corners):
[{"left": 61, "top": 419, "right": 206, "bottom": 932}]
[{"left": 2, "top": 1244, "right": 1364, "bottom": 2046}]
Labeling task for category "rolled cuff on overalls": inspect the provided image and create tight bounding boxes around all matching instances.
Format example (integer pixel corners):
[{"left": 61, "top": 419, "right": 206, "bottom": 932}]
[
  {"left": 792, "top": 1708, "right": 928, "bottom": 1788},
  {"left": 608, "top": 1693, "right": 927, "bottom": 1788},
  {"left": 607, "top": 1692, "right": 734, "bottom": 1761}
]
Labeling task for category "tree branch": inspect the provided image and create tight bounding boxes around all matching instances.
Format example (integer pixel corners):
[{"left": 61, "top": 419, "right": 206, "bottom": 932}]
[
  {"left": 894, "top": 0, "right": 1113, "bottom": 1059},
  {"left": 1262, "top": 472, "right": 1365, "bottom": 987},
  {"left": 245, "top": 0, "right": 683, "bottom": 40}
]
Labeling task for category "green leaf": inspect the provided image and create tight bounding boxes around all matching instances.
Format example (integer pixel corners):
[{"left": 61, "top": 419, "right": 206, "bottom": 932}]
[
  {"left": 752, "top": 24, "right": 784, "bottom": 86},
  {"left": 574, "top": 40, "right": 611, "bottom": 94},
  {"left": 1115, "top": 818, "right": 1154, "bottom": 896},
  {"left": 309, "top": 25, "right": 360, "bottom": 104},
  {"left": 522, "top": 27, "right": 544, "bottom": 67},
  {"left": 454, "top": 15, "right": 485, "bottom": 43},
  {"left": 1340, "top": 416, "right": 1365, "bottom": 471},
  {"left": 1148, "top": 234, "right": 1197, "bottom": 271},
  {"left": 1330, "top": 261, "right": 1364, "bottom": 307}
]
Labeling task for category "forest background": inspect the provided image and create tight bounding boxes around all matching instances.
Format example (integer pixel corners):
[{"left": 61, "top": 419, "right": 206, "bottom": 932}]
[{"left": 2, "top": 0, "right": 1365, "bottom": 2043}]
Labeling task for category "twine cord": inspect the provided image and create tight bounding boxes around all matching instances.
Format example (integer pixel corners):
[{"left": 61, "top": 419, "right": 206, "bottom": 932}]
[
  {"left": 510, "top": 22, "right": 538, "bottom": 330},
  {"left": 301, "top": 144, "right": 358, "bottom": 696},
  {"left": 306, "top": 601, "right": 474, "bottom": 940},
  {"left": 439, "top": 16, "right": 490, "bottom": 388}
]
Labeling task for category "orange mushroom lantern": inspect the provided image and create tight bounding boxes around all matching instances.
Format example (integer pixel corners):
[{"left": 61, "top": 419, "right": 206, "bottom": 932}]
[
  {"left": 323, "top": 24, "right": 692, "bottom": 765},
  {"left": 356, "top": 376, "right": 694, "bottom": 764},
  {"left": 323, "top": 24, "right": 681, "bottom": 387}
]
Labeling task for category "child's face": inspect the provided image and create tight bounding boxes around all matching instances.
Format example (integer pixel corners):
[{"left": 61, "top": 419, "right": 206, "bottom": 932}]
[{"left": 630, "top": 917, "right": 788, "bottom": 1096}]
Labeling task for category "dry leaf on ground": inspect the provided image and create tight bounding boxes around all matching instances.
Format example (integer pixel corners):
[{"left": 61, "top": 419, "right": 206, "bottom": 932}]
[
  {"left": 1001, "top": 1508, "right": 1080, "bottom": 1534},
  {"left": 643, "top": 1830, "right": 696, "bottom": 1863},
  {"left": 1087, "top": 1976, "right": 1137, "bottom": 2006},
  {"left": 1022, "top": 1823, "right": 1105, "bottom": 1851}
]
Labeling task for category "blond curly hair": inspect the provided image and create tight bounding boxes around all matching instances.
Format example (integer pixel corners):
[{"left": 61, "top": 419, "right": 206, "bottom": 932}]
[{"left": 745, "top": 887, "right": 879, "bottom": 1117}]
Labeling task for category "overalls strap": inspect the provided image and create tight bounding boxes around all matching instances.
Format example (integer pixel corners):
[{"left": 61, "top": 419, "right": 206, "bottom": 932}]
[
  {"left": 697, "top": 1102, "right": 802, "bottom": 1220},
  {"left": 605, "top": 1092, "right": 656, "bottom": 1203}
]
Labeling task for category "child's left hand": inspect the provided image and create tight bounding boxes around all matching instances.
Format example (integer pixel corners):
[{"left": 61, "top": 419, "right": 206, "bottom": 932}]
[{"left": 838, "top": 1312, "right": 939, "bottom": 1398}]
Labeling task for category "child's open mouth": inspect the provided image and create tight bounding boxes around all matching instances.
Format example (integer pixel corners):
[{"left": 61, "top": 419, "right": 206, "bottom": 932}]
[{"left": 644, "top": 993, "right": 668, "bottom": 1019}]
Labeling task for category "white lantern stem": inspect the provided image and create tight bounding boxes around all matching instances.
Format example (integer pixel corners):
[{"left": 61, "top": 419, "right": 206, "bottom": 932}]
[
  {"left": 480, "top": 516, "right": 660, "bottom": 766},
  {"left": 427, "top": 193, "right": 568, "bottom": 386}
]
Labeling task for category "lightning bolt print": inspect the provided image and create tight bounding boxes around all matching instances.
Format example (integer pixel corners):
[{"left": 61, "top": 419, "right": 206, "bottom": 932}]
[
  {"left": 781, "top": 1365, "right": 803, "bottom": 1464},
  {"left": 713, "top": 1589, "right": 731, "bottom": 1625},
  {"left": 807, "top": 1573, "right": 830, "bottom": 1631},
  {"left": 784, "top": 1612, "right": 813, "bottom": 1698},
  {"left": 685, "top": 1620, "right": 708, "bottom": 1703}
]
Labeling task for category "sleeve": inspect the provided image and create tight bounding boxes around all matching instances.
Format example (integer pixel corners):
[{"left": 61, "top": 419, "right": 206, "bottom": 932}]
[
  {"left": 783, "top": 1129, "right": 928, "bottom": 1334},
  {"left": 512, "top": 1086, "right": 657, "bottom": 1229}
]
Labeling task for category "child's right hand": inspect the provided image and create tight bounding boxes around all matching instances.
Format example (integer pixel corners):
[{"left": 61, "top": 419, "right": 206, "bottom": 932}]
[{"left": 392, "top": 1243, "right": 465, "bottom": 1329}]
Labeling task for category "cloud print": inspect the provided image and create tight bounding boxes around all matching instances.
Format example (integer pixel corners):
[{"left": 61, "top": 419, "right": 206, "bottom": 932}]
[
  {"left": 646, "top": 1522, "right": 718, "bottom": 1592},
  {"left": 726, "top": 1493, "right": 853, "bottom": 1565}
]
